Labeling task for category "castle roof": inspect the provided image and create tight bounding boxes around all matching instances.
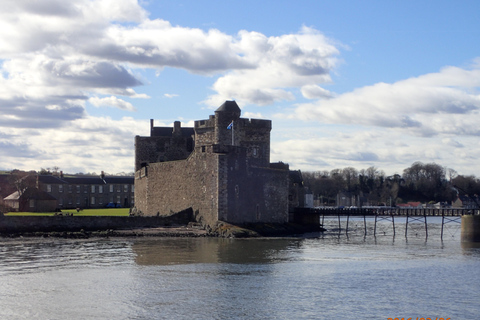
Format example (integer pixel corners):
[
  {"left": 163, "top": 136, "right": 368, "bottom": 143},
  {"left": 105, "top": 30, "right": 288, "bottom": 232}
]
[{"left": 215, "top": 100, "right": 240, "bottom": 113}]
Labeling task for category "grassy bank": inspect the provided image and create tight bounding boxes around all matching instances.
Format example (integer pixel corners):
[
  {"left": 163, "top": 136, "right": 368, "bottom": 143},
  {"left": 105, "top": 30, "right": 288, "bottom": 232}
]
[{"left": 4, "top": 208, "right": 130, "bottom": 217}]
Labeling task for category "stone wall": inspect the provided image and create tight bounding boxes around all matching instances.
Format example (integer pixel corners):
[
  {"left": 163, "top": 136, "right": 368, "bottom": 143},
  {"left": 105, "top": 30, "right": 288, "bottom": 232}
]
[
  {"left": 0, "top": 209, "right": 194, "bottom": 233},
  {"left": 135, "top": 145, "right": 220, "bottom": 226},
  {"left": 135, "top": 144, "right": 289, "bottom": 226}
]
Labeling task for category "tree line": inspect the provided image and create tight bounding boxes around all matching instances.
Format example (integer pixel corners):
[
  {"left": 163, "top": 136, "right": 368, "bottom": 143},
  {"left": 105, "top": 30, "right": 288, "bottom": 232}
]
[{"left": 302, "top": 161, "right": 480, "bottom": 206}]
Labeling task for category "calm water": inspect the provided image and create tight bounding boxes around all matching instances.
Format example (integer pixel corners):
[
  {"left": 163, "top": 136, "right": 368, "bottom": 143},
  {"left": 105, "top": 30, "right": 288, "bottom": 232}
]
[{"left": 1, "top": 218, "right": 480, "bottom": 320}]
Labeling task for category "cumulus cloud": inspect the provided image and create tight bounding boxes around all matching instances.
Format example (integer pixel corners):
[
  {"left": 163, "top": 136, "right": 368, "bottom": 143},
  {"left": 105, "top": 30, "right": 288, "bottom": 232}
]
[
  {"left": 0, "top": 0, "right": 340, "bottom": 133},
  {"left": 293, "top": 65, "right": 480, "bottom": 136},
  {"left": 301, "top": 84, "right": 335, "bottom": 99},
  {"left": 89, "top": 96, "right": 136, "bottom": 111},
  {"left": 204, "top": 27, "right": 340, "bottom": 106},
  {"left": 0, "top": 116, "right": 148, "bottom": 173}
]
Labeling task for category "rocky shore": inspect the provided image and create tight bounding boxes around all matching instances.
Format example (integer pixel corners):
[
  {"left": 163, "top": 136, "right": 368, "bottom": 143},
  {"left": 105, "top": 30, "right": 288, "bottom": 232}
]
[{"left": 0, "top": 222, "right": 324, "bottom": 239}]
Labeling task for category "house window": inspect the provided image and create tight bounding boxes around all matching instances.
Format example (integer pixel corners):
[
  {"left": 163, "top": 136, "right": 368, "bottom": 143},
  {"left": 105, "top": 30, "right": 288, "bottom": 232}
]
[
  {"left": 84, "top": 185, "right": 87, "bottom": 193},
  {"left": 76, "top": 185, "right": 80, "bottom": 193},
  {"left": 47, "top": 184, "right": 52, "bottom": 192},
  {"left": 131, "top": 195, "right": 135, "bottom": 205},
  {"left": 91, "top": 185, "right": 95, "bottom": 193},
  {"left": 131, "top": 185, "right": 134, "bottom": 192},
  {"left": 29, "top": 199, "right": 35, "bottom": 208},
  {"left": 76, "top": 197, "right": 80, "bottom": 205},
  {"left": 59, "top": 198, "right": 63, "bottom": 206},
  {"left": 91, "top": 197, "right": 96, "bottom": 205},
  {"left": 99, "top": 185, "right": 103, "bottom": 193},
  {"left": 59, "top": 185, "right": 63, "bottom": 193},
  {"left": 68, "top": 185, "right": 72, "bottom": 193},
  {"left": 109, "top": 185, "right": 114, "bottom": 193},
  {"left": 124, "top": 184, "right": 128, "bottom": 192},
  {"left": 99, "top": 197, "right": 104, "bottom": 205},
  {"left": 116, "top": 195, "right": 121, "bottom": 204}
]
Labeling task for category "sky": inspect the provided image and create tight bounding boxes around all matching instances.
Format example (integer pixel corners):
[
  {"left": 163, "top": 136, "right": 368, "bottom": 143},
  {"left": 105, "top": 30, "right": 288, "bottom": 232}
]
[{"left": 1, "top": 0, "right": 480, "bottom": 176}]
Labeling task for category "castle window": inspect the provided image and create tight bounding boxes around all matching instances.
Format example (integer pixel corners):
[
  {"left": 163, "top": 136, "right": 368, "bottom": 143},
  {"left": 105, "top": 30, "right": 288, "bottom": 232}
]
[{"left": 201, "top": 146, "right": 206, "bottom": 152}]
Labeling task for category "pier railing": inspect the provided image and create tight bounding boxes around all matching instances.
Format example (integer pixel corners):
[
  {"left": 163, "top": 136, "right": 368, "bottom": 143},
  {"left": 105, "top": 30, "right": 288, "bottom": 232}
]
[
  {"left": 314, "top": 207, "right": 478, "bottom": 217},
  {"left": 310, "top": 207, "right": 478, "bottom": 239}
]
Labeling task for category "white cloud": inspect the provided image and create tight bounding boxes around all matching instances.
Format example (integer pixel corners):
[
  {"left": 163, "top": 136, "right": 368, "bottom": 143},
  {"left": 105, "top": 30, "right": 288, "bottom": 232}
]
[
  {"left": 204, "top": 26, "right": 340, "bottom": 107},
  {"left": 0, "top": 1, "right": 341, "bottom": 131},
  {"left": 0, "top": 116, "right": 148, "bottom": 173},
  {"left": 293, "top": 65, "right": 480, "bottom": 137},
  {"left": 89, "top": 96, "right": 136, "bottom": 111},
  {"left": 301, "top": 84, "right": 334, "bottom": 99}
]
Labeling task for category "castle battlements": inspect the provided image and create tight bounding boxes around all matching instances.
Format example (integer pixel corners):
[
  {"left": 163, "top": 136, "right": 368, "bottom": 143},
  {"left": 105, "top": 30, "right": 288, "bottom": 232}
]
[{"left": 133, "top": 101, "right": 293, "bottom": 227}]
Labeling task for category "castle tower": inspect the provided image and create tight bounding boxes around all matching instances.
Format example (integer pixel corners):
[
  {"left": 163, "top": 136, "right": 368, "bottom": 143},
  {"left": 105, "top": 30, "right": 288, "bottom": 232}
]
[{"left": 214, "top": 100, "right": 241, "bottom": 146}]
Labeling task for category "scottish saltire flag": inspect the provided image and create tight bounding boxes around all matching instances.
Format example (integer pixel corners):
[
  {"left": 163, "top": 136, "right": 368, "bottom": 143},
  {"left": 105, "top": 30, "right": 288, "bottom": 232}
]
[{"left": 227, "top": 121, "right": 233, "bottom": 129}]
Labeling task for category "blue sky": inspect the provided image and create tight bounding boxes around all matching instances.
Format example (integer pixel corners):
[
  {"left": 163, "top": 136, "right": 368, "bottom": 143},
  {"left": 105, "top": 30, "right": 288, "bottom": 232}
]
[{"left": 1, "top": 0, "right": 480, "bottom": 176}]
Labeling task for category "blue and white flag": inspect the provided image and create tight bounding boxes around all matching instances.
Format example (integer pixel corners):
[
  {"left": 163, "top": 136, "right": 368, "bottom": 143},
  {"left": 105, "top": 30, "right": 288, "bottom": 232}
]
[{"left": 227, "top": 121, "right": 233, "bottom": 129}]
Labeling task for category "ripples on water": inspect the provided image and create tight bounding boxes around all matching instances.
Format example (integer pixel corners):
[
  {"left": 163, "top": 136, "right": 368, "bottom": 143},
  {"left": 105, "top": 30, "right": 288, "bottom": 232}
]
[{"left": 1, "top": 218, "right": 479, "bottom": 320}]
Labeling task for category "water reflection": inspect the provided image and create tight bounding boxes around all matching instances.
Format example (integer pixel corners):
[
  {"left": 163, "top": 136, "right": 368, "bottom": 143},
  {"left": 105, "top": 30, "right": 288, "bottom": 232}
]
[{"left": 133, "top": 238, "right": 300, "bottom": 265}]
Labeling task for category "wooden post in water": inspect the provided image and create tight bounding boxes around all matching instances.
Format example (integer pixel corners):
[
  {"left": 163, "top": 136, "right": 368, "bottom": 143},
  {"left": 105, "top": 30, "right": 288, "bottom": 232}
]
[
  {"left": 338, "top": 213, "right": 341, "bottom": 233},
  {"left": 392, "top": 214, "right": 395, "bottom": 237},
  {"left": 424, "top": 213, "right": 428, "bottom": 239},
  {"left": 346, "top": 213, "right": 350, "bottom": 234},
  {"left": 364, "top": 214, "right": 367, "bottom": 235},
  {"left": 405, "top": 211, "right": 409, "bottom": 237},
  {"left": 441, "top": 210, "right": 445, "bottom": 240}
]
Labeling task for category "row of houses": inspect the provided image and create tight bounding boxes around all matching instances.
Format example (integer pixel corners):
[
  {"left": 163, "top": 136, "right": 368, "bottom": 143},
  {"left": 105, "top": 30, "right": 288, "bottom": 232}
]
[
  {"left": 1, "top": 172, "right": 134, "bottom": 212},
  {"left": 315, "top": 190, "right": 479, "bottom": 209}
]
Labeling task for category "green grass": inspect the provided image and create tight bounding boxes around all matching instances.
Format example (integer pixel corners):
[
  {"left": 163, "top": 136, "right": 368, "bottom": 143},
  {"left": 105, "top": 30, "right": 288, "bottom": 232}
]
[{"left": 4, "top": 208, "right": 130, "bottom": 217}]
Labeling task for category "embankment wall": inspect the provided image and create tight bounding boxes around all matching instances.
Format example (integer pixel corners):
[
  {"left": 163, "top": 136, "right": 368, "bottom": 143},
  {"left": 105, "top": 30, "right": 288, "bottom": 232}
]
[{"left": 0, "top": 209, "right": 194, "bottom": 233}]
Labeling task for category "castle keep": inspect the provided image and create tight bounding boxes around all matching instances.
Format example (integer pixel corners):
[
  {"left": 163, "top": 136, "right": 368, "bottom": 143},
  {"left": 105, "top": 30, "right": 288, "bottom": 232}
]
[{"left": 134, "top": 101, "right": 291, "bottom": 226}]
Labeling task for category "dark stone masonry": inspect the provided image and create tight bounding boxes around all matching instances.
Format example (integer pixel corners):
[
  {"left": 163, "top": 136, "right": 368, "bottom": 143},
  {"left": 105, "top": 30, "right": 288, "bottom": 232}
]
[{"left": 134, "top": 101, "right": 300, "bottom": 228}]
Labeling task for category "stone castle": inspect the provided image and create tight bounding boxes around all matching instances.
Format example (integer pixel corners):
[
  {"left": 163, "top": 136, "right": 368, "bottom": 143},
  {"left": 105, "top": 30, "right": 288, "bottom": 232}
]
[{"left": 134, "top": 101, "right": 301, "bottom": 227}]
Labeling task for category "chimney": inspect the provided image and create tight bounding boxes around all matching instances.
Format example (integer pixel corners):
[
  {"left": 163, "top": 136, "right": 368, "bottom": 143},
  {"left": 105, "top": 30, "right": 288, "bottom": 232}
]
[
  {"left": 60, "top": 171, "right": 64, "bottom": 179},
  {"left": 101, "top": 171, "right": 105, "bottom": 180},
  {"left": 150, "top": 119, "right": 154, "bottom": 136},
  {"left": 173, "top": 121, "right": 181, "bottom": 136}
]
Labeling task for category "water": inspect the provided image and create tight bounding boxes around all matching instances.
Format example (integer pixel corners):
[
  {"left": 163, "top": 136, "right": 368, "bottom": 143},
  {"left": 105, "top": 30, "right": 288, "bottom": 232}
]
[{"left": 1, "top": 218, "right": 479, "bottom": 320}]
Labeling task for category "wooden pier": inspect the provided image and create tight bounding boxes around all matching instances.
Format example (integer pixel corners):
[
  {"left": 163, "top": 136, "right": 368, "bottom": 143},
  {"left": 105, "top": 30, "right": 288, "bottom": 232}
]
[{"left": 311, "top": 207, "right": 478, "bottom": 239}]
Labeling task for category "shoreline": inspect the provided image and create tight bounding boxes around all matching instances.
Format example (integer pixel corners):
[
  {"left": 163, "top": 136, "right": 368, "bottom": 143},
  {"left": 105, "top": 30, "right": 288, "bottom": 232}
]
[{"left": 0, "top": 222, "right": 325, "bottom": 239}]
